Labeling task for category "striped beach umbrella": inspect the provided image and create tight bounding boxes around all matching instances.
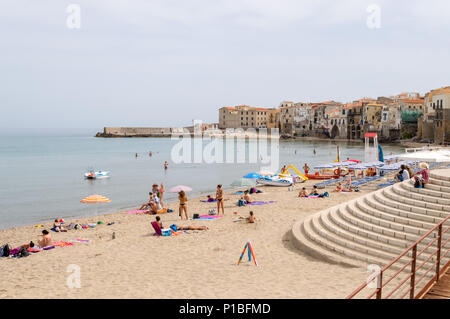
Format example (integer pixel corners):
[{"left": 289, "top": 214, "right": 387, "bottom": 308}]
[{"left": 80, "top": 195, "right": 111, "bottom": 203}]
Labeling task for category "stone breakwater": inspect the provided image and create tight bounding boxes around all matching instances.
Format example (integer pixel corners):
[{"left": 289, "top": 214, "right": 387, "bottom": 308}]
[{"left": 95, "top": 127, "right": 173, "bottom": 137}]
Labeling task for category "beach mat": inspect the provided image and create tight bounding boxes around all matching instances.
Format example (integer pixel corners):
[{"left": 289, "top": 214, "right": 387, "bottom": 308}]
[
  {"left": 200, "top": 200, "right": 217, "bottom": 203},
  {"left": 52, "top": 241, "right": 75, "bottom": 247},
  {"left": 232, "top": 191, "right": 244, "bottom": 195},
  {"left": 246, "top": 201, "right": 276, "bottom": 206}
]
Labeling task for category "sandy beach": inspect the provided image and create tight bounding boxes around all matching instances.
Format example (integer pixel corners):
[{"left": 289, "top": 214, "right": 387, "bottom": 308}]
[{"left": 0, "top": 179, "right": 379, "bottom": 299}]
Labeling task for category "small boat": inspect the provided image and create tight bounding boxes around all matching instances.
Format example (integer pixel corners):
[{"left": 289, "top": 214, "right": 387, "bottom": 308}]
[
  {"left": 84, "top": 170, "right": 110, "bottom": 179},
  {"left": 256, "top": 176, "right": 293, "bottom": 187},
  {"left": 305, "top": 173, "right": 338, "bottom": 180}
]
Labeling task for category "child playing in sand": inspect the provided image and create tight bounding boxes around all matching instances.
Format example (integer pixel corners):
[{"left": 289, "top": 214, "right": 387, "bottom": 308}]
[
  {"left": 238, "top": 211, "right": 256, "bottom": 223},
  {"left": 298, "top": 187, "right": 309, "bottom": 197}
]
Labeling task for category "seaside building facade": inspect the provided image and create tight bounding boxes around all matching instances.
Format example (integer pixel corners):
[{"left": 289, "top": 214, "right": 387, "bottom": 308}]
[
  {"left": 418, "top": 86, "right": 450, "bottom": 144},
  {"left": 218, "top": 105, "right": 278, "bottom": 130}
]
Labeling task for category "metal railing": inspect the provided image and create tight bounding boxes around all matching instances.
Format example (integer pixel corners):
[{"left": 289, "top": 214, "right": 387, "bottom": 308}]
[{"left": 346, "top": 215, "right": 450, "bottom": 299}]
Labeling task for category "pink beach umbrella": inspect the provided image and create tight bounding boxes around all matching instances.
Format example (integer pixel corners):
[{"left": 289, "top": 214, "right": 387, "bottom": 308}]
[{"left": 168, "top": 185, "right": 192, "bottom": 193}]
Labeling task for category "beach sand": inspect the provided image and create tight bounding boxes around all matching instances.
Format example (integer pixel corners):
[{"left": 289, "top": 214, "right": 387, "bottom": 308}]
[{"left": 0, "top": 180, "right": 378, "bottom": 299}]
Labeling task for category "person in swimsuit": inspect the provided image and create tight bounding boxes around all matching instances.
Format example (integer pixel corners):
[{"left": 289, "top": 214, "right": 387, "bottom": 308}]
[
  {"left": 155, "top": 216, "right": 208, "bottom": 231},
  {"left": 298, "top": 187, "right": 309, "bottom": 197},
  {"left": 238, "top": 211, "right": 256, "bottom": 223},
  {"left": 333, "top": 182, "right": 343, "bottom": 192},
  {"left": 311, "top": 185, "right": 319, "bottom": 195},
  {"left": 159, "top": 183, "right": 165, "bottom": 207},
  {"left": 243, "top": 190, "right": 252, "bottom": 203},
  {"left": 53, "top": 219, "right": 67, "bottom": 232},
  {"left": 216, "top": 184, "right": 224, "bottom": 215},
  {"left": 178, "top": 191, "right": 188, "bottom": 220},
  {"left": 303, "top": 163, "right": 310, "bottom": 174},
  {"left": 139, "top": 192, "right": 153, "bottom": 210},
  {"left": 37, "top": 230, "right": 52, "bottom": 248}
]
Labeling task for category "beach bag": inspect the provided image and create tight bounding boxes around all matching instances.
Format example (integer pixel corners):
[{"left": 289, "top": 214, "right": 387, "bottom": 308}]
[
  {"left": 238, "top": 199, "right": 245, "bottom": 207},
  {"left": 15, "top": 247, "right": 30, "bottom": 258},
  {"left": 170, "top": 224, "right": 177, "bottom": 232},
  {"left": 414, "top": 177, "right": 421, "bottom": 188},
  {"left": 249, "top": 187, "right": 256, "bottom": 194},
  {"left": 193, "top": 214, "right": 199, "bottom": 219},
  {"left": 2, "top": 244, "right": 10, "bottom": 257},
  {"left": 208, "top": 209, "right": 216, "bottom": 215}
]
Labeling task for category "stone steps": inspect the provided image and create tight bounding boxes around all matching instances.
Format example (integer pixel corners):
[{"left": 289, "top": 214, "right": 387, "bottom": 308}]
[
  {"left": 291, "top": 168, "right": 450, "bottom": 272},
  {"left": 404, "top": 179, "right": 450, "bottom": 200}
]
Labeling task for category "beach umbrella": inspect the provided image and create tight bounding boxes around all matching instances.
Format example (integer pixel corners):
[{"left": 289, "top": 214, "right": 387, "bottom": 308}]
[
  {"left": 231, "top": 178, "right": 256, "bottom": 187},
  {"left": 80, "top": 194, "right": 111, "bottom": 216},
  {"left": 349, "top": 163, "right": 367, "bottom": 170},
  {"left": 80, "top": 195, "right": 111, "bottom": 203},
  {"left": 362, "top": 161, "right": 384, "bottom": 167},
  {"left": 332, "top": 161, "right": 358, "bottom": 167},
  {"left": 378, "top": 145, "right": 384, "bottom": 162},
  {"left": 345, "top": 159, "right": 361, "bottom": 163},
  {"left": 243, "top": 172, "right": 262, "bottom": 179},
  {"left": 169, "top": 185, "right": 192, "bottom": 193}
]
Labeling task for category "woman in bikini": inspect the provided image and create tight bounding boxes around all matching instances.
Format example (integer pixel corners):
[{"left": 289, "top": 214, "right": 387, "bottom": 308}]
[
  {"left": 178, "top": 191, "right": 188, "bottom": 220},
  {"left": 155, "top": 216, "right": 208, "bottom": 230},
  {"left": 216, "top": 184, "right": 224, "bottom": 215}
]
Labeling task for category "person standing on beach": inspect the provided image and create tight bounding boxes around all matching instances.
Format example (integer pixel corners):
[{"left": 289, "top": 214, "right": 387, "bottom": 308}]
[
  {"left": 216, "top": 184, "right": 224, "bottom": 215},
  {"left": 303, "top": 163, "right": 310, "bottom": 174},
  {"left": 159, "top": 183, "right": 165, "bottom": 207},
  {"left": 178, "top": 191, "right": 188, "bottom": 220}
]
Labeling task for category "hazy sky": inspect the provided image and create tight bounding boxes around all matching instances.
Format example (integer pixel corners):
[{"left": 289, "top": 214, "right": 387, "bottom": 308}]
[{"left": 1, "top": 0, "right": 449, "bottom": 130}]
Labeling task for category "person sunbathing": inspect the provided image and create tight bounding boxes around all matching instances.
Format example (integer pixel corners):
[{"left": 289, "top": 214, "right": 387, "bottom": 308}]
[
  {"left": 333, "top": 182, "right": 343, "bottom": 192},
  {"left": 53, "top": 219, "right": 67, "bottom": 232},
  {"left": 243, "top": 190, "right": 252, "bottom": 203},
  {"left": 37, "top": 230, "right": 52, "bottom": 248},
  {"left": 311, "top": 186, "right": 319, "bottom": 195},
  {"left": 298, "top": 187, "right": 309, "bottom": 197},
  {"left": 155, "top": 216, "right": 208, "bottom": 230},
  {"left": 139, "top": 192, "right": 153, "bottom": 210},
  {"left": 144, "top": 200, "right": 158, "bottom": 214},
  {"left": 206, "top": 195, "right": 215, "bottom": 202}
]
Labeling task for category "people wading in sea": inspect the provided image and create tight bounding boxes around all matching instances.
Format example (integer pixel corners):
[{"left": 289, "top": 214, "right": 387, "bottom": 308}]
[{"left": 164, "top": 161, "right": 168, "bottom": 170}]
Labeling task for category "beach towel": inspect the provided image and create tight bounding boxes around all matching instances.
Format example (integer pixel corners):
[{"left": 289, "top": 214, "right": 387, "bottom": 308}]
[
  {"left": 69, "top": 239, "right": 90, "bottom": 243},
  {"left": 200, "top": 200, "right": 217, "bottom": 203},
  {"left": 245, "top": 201, "right": 276, "bottom": 206},
  {"left": 151, "top": 221, "right": 162, "bottom": 236},
  {"left": 52, "top": 241, "right": 74, "bottom": 247},
  {"left": 27, "top": 248, "right": 43, "bottom": 253},
  {"left": 232, "top": 191, "right": 245, "bottom": 195}
]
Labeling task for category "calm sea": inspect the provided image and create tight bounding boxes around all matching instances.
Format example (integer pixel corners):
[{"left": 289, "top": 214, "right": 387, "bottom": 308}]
[{"left": 0, "top": 133, "right": 405, "bottom": 229}]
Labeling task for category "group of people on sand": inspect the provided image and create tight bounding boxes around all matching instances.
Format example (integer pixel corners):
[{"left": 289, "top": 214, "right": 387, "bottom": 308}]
[
  {"left": 139, "top": 183, "right": 165, "bottom": 214},
  {"left": 298, "top": 185, "right": 330, "bottom": 198},
  {"left": 395, "top": 162, "right": 430, "bottom": 188}
]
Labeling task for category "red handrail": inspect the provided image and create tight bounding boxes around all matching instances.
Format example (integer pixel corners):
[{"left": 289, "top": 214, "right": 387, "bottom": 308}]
[{"left": 346, "top": 215, "right": 450, "bottom": 299}]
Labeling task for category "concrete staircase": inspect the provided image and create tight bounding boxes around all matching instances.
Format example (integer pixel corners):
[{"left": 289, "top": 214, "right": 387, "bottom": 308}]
[{"left": 292, "top": 168, "right": 450, "bottom": 272}]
